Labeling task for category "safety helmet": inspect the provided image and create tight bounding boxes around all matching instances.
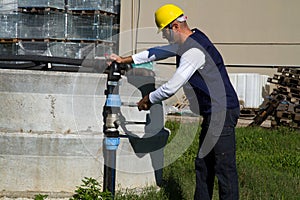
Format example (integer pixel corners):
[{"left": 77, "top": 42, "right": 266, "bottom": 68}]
[{"left": 155, "top": 4, "right": 184, "bottom": 32}]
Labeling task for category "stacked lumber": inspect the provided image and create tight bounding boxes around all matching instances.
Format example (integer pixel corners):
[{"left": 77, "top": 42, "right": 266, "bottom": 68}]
[
  {"left": 173, "top": 95, "right": 189, "bottom": 110},
  {"left": 250, "top": 67, "right": 300, "bottom": 128}
]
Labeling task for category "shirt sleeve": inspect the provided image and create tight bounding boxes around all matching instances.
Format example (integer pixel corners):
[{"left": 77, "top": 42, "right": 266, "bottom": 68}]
[
  {"left": 132, "top": 44, "right": 179, "bottom": 64},
  {"left": 149, "top": 48, "right": 205, "bottom": 103}
]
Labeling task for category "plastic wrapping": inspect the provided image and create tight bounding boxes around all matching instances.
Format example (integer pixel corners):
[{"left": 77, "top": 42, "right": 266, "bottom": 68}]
[
  {"left": 49, "top": 42, "right": 96, "bottom": 59},
  {"left": 0, "top": 13, "right": 19, "bottom": 38},
  {"left": 67, "top": 14, "right": 100, "bottom": 40},
  {"left": 68, "top": 0, "right": 118, "bottom": 13},
  {"left": 68, "top": 0, "right": 105, "bottom": 11},
  {"left": 0, "top": 0, "right": 118, "bottom": 59},
  {"left": 18, "top": 12, "right": 65, "bottom": 39},
  {"left": 67, "top": 13, "right": 114, "bottom": 41},
  {"left": 0, "top": 41, "right": 115, "bottom": 60},
  {"left": 0, "top": 0, "right": 18, "bottom": 13},
  {"left": 17, "top": 0, "right": 65, "bottom": 9}
]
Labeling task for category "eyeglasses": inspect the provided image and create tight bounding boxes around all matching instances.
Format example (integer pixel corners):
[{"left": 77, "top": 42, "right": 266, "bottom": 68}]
[
  {"left": 166, "top": 23, "right": 173, "bottom": 30},
  {"left": 162, "top": 23, "right": 174, "bottom": 34}
]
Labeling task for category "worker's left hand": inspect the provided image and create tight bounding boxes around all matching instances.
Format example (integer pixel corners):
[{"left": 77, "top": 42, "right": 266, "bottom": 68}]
[
  {"left": 137, "top": 94, "right": 152, "bottom": 111},
  {"left": 101, "top": 53, "right": 118, "bottom": 66},
  {"left": 109, "top": 53, "right": 122, "bottom": 63}
]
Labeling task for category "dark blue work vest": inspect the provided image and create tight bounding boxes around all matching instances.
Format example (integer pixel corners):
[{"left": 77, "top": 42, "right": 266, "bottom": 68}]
[{"left": 176, "top": 29, "right": 239, "bottom": 115}]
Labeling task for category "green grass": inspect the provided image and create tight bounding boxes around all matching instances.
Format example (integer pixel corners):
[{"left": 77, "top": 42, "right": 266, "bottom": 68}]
[
  {"left": 115, "top": 121, "right": 300, "bottom": 200},
  {"left": 236, "top": 126, "right": 300, "bottom": 200}
]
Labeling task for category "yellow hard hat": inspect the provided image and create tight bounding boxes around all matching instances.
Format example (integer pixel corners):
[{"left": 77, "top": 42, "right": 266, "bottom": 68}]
[{"left": 155, "top": 4, "right": 184, "bottom": 32}]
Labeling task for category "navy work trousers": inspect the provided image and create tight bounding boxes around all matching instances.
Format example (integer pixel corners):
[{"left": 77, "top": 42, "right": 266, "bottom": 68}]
[{"left": 194, "top": 108, "right": 240, "bottom": 200}]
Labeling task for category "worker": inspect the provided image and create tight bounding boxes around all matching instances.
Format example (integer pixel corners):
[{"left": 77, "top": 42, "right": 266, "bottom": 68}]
[{"left": 110, "top": 4, "right": 240, "bottom": 200}]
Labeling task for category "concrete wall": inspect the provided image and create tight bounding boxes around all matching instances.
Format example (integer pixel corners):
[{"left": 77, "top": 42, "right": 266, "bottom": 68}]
[{"left": 0, "top": 69, "right": 169, "bottom": 196}]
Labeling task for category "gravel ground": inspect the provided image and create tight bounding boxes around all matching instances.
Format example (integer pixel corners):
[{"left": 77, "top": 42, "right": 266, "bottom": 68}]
[{"left": 166, "top": 114, "right": 271, "bottom": 128}]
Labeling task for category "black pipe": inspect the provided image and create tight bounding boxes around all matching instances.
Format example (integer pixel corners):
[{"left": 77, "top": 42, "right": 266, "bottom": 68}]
[
  {"left": 102, "top": 63, "right": 152, "bottom": 197},
  {"left": 102, "top": 62, "right": 123, "bottom": 198},
  {"left": 0, "top": 55, "right": 109, "bottom": 72},
  {"left": 0, "top": 62, "right": 37, "bottom": 69},
  {"left": 0, "top": 55, "right": 83, "bottom": 65},
  {"left": 103, "top": 148, "right": 117, "bottom": 195}
]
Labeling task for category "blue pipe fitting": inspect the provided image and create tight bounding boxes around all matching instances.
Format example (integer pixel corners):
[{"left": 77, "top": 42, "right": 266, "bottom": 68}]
[
  {"left": 104, "top": 137, "right": 120, "bottom": 150},
  {"left": 106, "top": 94, "right": 121, "bottom": 107}
]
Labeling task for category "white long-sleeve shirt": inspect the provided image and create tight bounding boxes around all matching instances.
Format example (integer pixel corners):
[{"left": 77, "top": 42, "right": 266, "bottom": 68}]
[{"left": 132, "top": 46, "right": 205, "bottom": 104}]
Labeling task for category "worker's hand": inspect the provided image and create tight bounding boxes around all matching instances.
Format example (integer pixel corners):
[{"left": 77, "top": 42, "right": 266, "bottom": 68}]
[
  {"left": 109, "top": 53, "right": 123, "bottom": 63},
  {"left": 137, "top": 94, "right": 152, "bottom": 111},
  {"left": 109, "top": 54, "right": 133, "bottom": 64}
]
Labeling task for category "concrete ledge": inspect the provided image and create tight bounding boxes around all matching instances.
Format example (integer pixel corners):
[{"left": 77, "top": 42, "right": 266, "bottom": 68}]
[
  {"left": 0, "top": 132, "right": 164, "bottom": 193},
  {"left": 0, "top": 69, "right": 168, "bottom": 196}
]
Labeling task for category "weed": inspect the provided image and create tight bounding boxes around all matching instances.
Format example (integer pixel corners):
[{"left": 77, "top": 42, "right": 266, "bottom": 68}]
[
  {"left": 34, "top": 194, "right": 48, "bottom": 200},
  {"left": 70, "top": 177, "right": 112, "bottom": 200}
]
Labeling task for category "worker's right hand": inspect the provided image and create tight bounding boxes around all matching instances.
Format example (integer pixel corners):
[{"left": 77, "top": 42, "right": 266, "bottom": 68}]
[{"left": 137, "top": 94, "right": 152, "bottom": 111}]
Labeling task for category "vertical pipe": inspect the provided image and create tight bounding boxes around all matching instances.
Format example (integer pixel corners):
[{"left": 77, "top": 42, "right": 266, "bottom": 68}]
[
  {"left": 103, "top": 136, "right": 120, "bottom": 198},
  {"left": 103, "top": 131, "right": 120, "bottom": 198},
  {"left": 103, "top": 148, "right": 117, "bottom": 196},
  {"left": 103, "top": 62, "right": 122, "bottom": 198}
]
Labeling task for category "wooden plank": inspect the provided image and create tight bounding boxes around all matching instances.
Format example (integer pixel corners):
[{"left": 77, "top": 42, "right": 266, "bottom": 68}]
[
  {"left": 18, "top": 7, "right": 63, "bottom": 13},
  {"left": 294, "top": 113, "right": 300, "bottom": 121},
  {"left": 0, "top": 38, "right": 18, "bottom": 43}
]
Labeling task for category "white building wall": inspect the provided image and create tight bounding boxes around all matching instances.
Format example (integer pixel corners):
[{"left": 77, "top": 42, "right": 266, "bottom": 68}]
[{"left": 119, "top": 0, "right": 300, "bottom": 68}]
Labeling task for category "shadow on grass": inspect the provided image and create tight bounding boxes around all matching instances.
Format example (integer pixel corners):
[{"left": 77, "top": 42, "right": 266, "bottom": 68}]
[{"left": 161, "top": 175, "right": 184, "bottom": 200}]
